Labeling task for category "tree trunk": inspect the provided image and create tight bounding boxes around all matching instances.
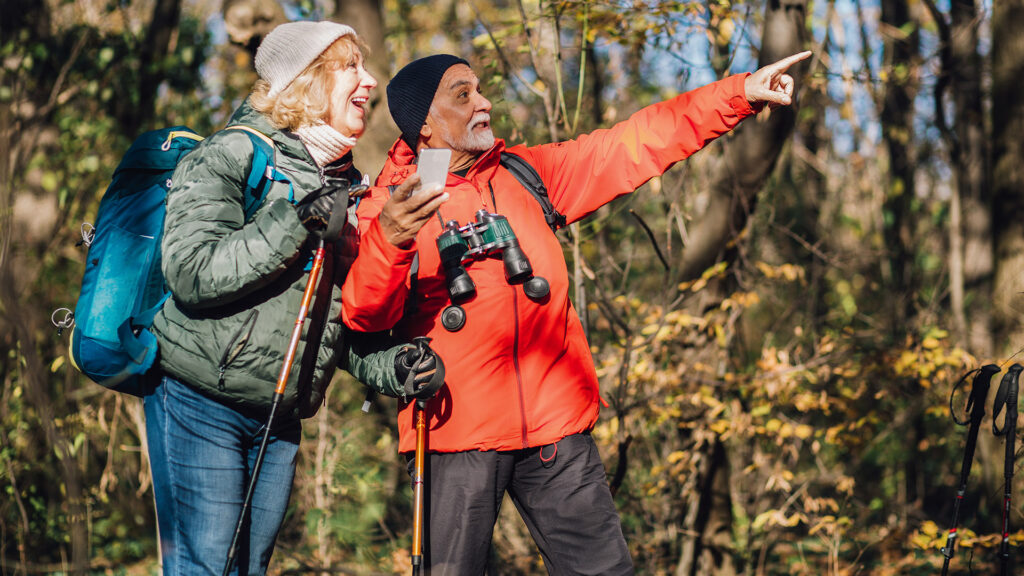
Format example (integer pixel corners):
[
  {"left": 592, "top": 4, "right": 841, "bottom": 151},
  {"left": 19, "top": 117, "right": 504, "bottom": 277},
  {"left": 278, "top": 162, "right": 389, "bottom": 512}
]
[
  {"left": 950, "top": 0, "right": 990, "bottom": 356},
  {"left": 878, "top": 0, "right": 923, "bottom": 520},
  {"left": 930, "top": 0, "right": 991, "bottom": 353},
  {"left": 0, "top": 5, "right": 91, "bottom": 568},
  {"left": 677, "top": 0, "right": 809, "bottom": 282},
  {"left": 120, "top": 0, "right": 184, "bottom": 136},
  {"left": 675, "top": 0, "right": 807, "bottom": 573},
  {"left": 333, "top": 0, "right": 399, "bottom": 176},
  {"left": 977, "top": 0, "right": 1024, "bottom": 522},
  {"left": 879, "top": 0, "right": 920, "bottom": 333},
  {"left": 692, "top": 440, "right": 740, "bottom": 576},
  {"left": 223, "top": 0, "right": 286, "bottom": 54},
  {"left": 586, "top": 42, "right": 604, "bottom": 129},
  {"left": 0, "top": 274, "right": 90, "bottom": 574},
  {"left": 992, "top": 0, "right": 1024, "bottom": 355},
  {"left": 799, "top": 89, "right": 830, "bottom": 339}
]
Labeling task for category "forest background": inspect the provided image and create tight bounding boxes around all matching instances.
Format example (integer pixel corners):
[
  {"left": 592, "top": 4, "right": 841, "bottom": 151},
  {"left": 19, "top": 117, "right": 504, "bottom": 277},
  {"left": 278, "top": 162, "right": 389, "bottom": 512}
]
[{"left": 2, "top": 0, "right": 1024, "bottom": 574}]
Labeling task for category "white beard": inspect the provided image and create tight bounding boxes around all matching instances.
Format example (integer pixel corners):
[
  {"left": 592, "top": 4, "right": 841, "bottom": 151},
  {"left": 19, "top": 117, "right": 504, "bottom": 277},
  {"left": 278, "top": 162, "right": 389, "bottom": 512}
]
[
  {"left": 458, "top": 126, "right": 495, "bottom": 152},
  {"left": 439, "top": 113, "right": 495, "bottom": 152}
]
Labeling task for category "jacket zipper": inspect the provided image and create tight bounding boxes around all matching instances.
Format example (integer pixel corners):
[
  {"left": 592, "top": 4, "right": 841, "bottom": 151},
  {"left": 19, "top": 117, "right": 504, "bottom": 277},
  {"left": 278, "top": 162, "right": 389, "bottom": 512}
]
[
  {"left": 512, "top": 287, "right": 528, "bottom": 448},
  {"left": 216, "top": 309, "right": 259, "bottom": 390}
]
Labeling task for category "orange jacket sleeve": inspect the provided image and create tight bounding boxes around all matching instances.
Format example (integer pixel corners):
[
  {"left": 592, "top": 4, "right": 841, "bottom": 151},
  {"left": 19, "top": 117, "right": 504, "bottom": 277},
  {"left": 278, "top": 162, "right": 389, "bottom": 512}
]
[
  {"left": 340, "top": 194, "right": 417, "bottom": 331},
  {"left": 511, "top": 73, "right": 755, "bottom": 224}
]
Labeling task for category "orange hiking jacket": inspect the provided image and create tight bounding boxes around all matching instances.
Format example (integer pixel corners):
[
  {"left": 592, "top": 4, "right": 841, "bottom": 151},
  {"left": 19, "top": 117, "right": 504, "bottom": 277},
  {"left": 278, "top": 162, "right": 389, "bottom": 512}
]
[{"left": 342, "top": 73, "right": 756, "bottom": 453}]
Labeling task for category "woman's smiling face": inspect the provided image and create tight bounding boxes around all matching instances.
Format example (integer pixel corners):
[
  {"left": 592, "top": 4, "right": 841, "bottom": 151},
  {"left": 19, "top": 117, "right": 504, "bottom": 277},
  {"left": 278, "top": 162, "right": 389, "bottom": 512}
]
[{"left": 326, "top": 48, "right": 377, "bottom": 138}]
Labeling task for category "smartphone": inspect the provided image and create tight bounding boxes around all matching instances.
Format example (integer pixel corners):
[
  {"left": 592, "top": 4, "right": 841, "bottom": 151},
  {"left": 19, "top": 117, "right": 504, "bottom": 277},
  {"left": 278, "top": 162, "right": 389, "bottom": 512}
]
[{"left": 415, "top": 148, "right": 452, "bottom": 195}]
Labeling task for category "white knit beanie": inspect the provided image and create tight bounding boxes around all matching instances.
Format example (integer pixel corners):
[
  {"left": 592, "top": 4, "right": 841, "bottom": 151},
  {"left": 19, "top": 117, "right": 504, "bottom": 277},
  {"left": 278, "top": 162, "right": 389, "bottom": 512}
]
[{"left": 255, "top": 21, "right": 357, "bottom": 97}]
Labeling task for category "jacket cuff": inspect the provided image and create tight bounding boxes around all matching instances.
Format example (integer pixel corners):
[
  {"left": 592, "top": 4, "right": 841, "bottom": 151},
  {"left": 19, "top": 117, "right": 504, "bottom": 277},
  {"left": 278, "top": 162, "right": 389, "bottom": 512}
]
[{"left": 727, "top": 72, "right": 761, "bottom": 115}]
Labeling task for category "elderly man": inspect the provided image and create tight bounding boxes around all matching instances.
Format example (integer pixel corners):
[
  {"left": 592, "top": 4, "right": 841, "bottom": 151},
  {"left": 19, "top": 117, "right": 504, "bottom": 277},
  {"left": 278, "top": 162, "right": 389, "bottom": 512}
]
[{"left": 342, "top": 50, "right": 811, "bottom": 574}]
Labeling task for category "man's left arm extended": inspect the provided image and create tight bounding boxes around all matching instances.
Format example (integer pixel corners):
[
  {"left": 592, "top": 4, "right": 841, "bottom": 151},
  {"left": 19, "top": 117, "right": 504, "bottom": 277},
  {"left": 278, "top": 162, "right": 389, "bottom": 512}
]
[
  {"left": 517, "top": 50, "right": 811, "bottom": 223},
  {"left": 514, "top": 73, "right": 755, "bottom": 224}
]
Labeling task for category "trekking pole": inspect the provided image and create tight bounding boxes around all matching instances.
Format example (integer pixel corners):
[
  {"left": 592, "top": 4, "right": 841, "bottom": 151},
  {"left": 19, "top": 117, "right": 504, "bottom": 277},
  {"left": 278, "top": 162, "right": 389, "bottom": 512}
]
[
  {"left": 940, "top": 363, "right": 1001, "bottom": 576},
  {"left": 993, "top": 363, "right": 1021, "bottom": 576},
  {"left": 397, "top": 335, "right": 442, "bottom": 575},
  {"left": 222, "top": 238, "right": 327, "bottom": 576},
  {"left": 411, "top": 397, "right": 427, "bottom": 574}
]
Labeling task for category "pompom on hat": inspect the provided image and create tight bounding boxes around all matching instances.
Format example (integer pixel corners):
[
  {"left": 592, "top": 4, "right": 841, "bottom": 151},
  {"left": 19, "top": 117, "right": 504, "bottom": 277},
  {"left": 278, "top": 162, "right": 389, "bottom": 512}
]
[
  {"left": 386, "top": 54, "right": 470, "bottom": 151},
  {"left": 255, "top": 20, "right": 357, "bottom": 97}
]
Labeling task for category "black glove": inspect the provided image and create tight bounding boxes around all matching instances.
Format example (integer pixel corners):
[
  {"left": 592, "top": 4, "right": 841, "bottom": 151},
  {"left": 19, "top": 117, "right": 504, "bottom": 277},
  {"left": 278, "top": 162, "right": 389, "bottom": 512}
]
[
  {"left": 395, "top": 337, "right": 446, "bottom": 401},
  {"left": 295, "top": 179, "right": 367, "bottom": 238},
  {"left": 295, "top": 186, "right": 338, "bottom": 234}
]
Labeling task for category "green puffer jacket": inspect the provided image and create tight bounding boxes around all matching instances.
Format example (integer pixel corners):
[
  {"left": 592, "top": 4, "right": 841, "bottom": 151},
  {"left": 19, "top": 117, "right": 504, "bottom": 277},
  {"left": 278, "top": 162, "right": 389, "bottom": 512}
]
[{"left": 152, "top": 101, "right": 403, "bottom": 419}]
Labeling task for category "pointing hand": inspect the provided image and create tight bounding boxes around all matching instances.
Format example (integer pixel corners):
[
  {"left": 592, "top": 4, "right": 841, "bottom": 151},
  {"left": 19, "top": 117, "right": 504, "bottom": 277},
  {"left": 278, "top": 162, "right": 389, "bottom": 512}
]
[{"left": 744, "top": 51, "right": 812, "bottom": 109}]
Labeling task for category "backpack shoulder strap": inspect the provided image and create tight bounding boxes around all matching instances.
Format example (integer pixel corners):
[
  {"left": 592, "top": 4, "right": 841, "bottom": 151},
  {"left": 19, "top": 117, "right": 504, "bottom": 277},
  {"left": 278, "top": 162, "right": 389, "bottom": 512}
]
[
  {"left": 499, "top": 151, "right": 566, "bottom": 233},
  {"left": 223, "top": 125, "right": 292, "bottom": 220}
]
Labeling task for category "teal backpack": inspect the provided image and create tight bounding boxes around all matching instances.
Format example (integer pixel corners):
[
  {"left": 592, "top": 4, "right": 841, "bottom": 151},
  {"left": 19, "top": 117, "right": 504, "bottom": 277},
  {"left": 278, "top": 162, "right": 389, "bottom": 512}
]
[{"left": 62, "top": 125, "right": 288, "bottom": 396}]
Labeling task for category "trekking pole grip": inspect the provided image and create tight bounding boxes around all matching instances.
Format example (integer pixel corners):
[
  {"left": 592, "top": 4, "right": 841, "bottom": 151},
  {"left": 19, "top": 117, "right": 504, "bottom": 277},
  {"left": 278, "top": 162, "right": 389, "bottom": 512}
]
[{"left": 940, "top": 364, "right": 999, "bottom": 575}]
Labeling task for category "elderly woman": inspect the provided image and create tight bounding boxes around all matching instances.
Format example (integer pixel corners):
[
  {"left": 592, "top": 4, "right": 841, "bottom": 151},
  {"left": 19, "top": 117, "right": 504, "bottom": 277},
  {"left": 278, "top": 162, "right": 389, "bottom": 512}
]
[{"left": 144, "top": 21, "right": 440, "bottom": 575}]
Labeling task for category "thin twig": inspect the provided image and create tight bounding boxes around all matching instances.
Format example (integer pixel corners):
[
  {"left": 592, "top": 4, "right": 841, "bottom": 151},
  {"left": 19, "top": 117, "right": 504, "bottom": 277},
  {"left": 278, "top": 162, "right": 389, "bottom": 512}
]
[
  {"left": 630, "top": 209, "right": 670, "bottom": 271},
  {"left": 470, "top": 2, "right": 541, "bottom": 99}
]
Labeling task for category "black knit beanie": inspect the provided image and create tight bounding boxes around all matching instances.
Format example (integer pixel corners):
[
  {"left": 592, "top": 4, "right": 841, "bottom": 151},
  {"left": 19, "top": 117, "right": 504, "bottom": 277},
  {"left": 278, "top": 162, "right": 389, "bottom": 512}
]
[{"left": 387, "top": 54, "right": 470, "bottom": 151}]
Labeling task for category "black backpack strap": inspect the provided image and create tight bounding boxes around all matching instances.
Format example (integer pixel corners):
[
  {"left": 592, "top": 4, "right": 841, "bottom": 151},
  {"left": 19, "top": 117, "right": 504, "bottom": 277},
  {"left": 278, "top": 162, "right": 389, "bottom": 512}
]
[{"left": 499, "top": 151, "right": 566, "bottom": 233}]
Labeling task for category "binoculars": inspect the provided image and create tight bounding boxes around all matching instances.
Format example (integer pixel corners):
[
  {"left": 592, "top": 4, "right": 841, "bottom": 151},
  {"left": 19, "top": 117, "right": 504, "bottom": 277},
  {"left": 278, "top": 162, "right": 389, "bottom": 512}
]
[{"left": 435, "top": 210, "right": 549, "bottom": 302}]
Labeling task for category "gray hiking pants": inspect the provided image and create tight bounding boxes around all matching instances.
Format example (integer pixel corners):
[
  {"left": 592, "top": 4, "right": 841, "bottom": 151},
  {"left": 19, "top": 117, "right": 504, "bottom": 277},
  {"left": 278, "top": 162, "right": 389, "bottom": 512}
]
[{"left": 411, "top": 432, "right": 634, "bottom": 575}]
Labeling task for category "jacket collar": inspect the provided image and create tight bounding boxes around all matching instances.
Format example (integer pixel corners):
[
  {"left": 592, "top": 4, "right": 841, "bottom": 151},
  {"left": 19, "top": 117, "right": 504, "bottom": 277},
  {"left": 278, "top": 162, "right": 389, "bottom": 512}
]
[
  {"left": 226, "top": 99, "right": 315, "bottom": 166},
  {"left": 378, "top": 137, "right": 507, "bottom": 187}
]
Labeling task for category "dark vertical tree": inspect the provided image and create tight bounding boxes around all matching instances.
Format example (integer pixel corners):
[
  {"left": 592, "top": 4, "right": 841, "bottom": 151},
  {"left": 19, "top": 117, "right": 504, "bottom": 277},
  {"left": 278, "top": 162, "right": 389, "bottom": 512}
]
[
  {"left": 924, "top": 0, "right": 991, "bottom": 353},
  {"left": 677, "top": 0, "right": 810, "bottom": 283},
  {"left": 879, "top": 0, "right": 919, "bottom": 331},
  {"left": 1, "top": 4, "right": 91, "bottom": 572},
  {"left": 127, "top": 0, "right": 184, "bottom": 135},
  {"left": 334, "top": 0, "right": 397, "bottom": 174},
  {"left": 992, "top": 0, "right": 1024, "bottom": 356},
  {"left": 1, "top": 1, "right": 199, "bottom": 570},
  {"left": 678, "top": 0, "right": 809, "bottom": 573},
  {"left": 878, "top": 0, "right": 923, "bottom": 516}
]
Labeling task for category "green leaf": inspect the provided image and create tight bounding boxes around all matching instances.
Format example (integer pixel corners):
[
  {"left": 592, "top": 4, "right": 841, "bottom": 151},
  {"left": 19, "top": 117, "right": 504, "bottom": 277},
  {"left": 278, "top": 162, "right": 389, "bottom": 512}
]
[{"left": 98, "top": 46, "right": 114, "bottom": 67}]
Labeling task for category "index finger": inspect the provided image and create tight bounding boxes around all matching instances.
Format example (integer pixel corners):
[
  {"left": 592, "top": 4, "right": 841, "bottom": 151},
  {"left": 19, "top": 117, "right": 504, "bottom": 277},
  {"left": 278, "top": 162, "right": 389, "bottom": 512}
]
[
  {"left": 769, "top": 50, "right": 812, "bottom": 73},
  {"left": 404, "top": 182, "right": 447, "bottom": 212},
  {"left": 391, "top": 173, "right": 422, "bottom": 200}
]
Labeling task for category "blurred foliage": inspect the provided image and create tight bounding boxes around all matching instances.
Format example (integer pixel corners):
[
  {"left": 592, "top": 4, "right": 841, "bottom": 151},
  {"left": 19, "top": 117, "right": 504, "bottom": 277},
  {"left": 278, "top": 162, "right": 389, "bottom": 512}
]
[{"left": 1, "top": 0, "right": 1021, "bottom": 575}]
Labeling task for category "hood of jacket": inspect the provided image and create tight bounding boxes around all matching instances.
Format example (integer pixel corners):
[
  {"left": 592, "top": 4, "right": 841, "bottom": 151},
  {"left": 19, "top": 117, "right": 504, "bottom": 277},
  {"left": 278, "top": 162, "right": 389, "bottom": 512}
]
[{"left": 375, "top": 137, "right": 504, "bottom": 189}]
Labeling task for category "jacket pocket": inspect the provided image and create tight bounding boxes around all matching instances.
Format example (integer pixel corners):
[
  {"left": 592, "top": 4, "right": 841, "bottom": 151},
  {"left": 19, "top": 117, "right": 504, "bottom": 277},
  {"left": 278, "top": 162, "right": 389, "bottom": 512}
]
[{"left": 216, "top": 309, "right": 259, "bottom": 390}]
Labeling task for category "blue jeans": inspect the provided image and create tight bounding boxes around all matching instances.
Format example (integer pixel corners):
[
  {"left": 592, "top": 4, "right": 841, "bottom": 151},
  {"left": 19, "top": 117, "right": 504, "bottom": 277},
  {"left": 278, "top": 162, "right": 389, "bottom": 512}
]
[{"left": 144, "top": 374, "right": 300, "bottom": 576}]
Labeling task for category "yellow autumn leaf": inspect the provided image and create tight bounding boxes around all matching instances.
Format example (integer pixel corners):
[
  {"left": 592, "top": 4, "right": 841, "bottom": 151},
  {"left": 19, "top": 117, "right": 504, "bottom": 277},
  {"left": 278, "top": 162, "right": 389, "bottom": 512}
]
[{"left": 709, "top": 419, "right": 730, "bottom": 435}]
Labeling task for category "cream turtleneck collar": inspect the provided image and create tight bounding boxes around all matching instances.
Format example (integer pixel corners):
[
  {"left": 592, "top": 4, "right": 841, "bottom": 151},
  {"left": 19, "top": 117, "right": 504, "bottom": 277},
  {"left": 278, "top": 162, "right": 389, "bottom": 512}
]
[{"left": 293, "top": 120, "right": 357, "bottom": 167}]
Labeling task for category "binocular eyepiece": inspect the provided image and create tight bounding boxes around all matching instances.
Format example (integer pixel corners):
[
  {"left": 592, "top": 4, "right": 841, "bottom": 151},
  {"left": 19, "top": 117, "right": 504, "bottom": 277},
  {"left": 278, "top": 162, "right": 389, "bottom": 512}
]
[
  {"left": 437, "top": 222, "right": 476, "bottom": 301},
  {"left": 436, "top": 210, "right": 549, "bottom": 302}
]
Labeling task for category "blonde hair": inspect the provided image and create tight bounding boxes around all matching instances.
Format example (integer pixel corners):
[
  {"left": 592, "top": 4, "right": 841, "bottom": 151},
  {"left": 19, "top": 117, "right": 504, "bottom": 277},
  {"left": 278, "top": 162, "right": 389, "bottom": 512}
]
[{"left": 250, "top": 35, "right": 364, "bottom": 131}]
